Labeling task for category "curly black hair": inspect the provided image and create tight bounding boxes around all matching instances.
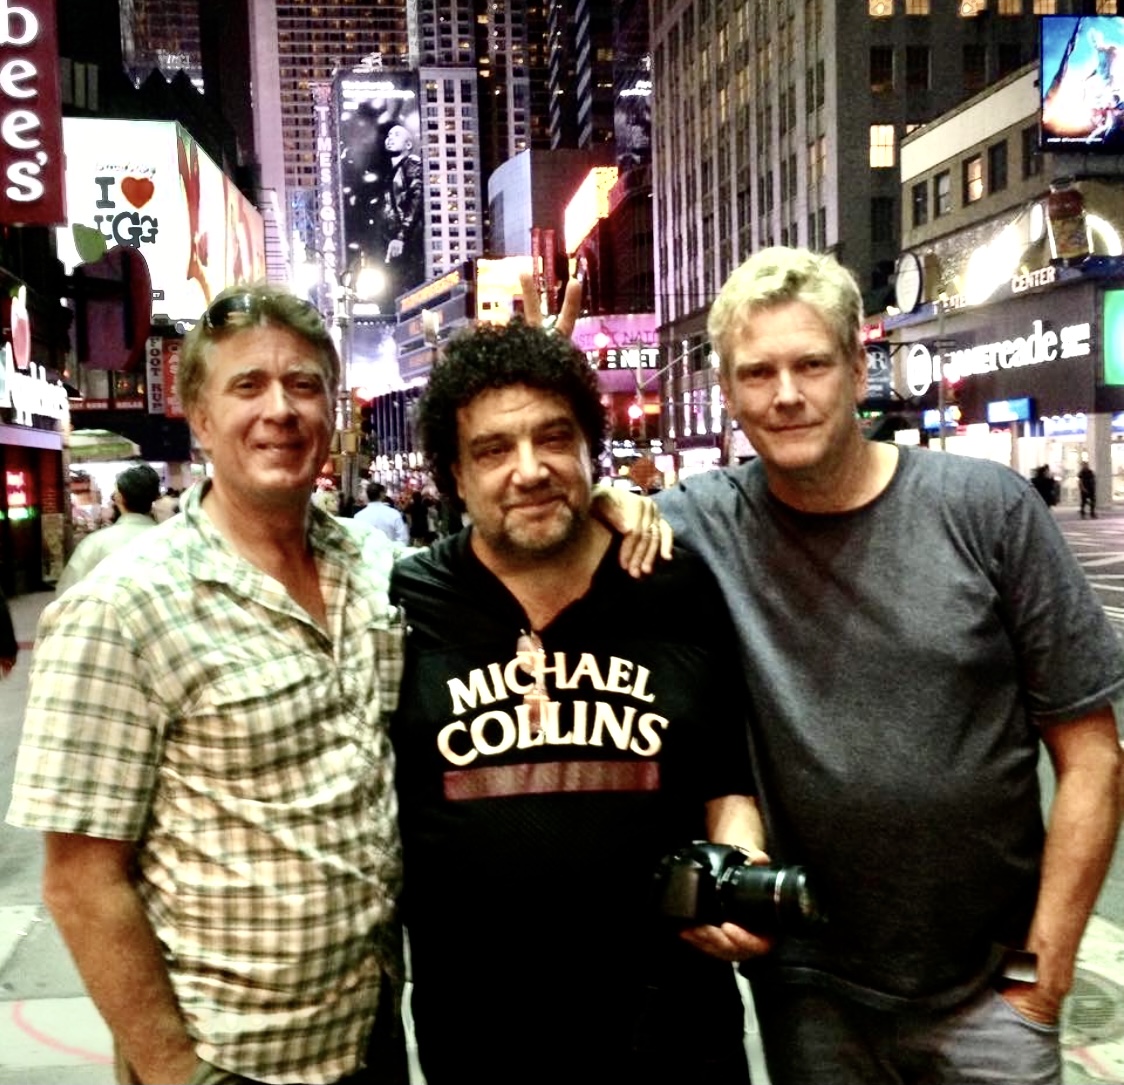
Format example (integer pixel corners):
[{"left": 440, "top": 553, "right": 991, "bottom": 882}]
[{"left": 417, "top": 318, "right": 607, "bottom": 503}]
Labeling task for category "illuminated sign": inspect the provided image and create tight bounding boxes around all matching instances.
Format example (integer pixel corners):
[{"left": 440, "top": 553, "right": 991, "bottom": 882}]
[
  {"left": 1011, "top": 266, "right": 1057, "bottom": 293},
  {"left": 1043, "top": 412, "right": 1088, "bottom": 437},
  {"left": 564, "top": 167, "right": 619, "bottom": 254},
  {"left": 570, "top": 313, "right": 658, "bottom": 352},
  {"left": 55, "top": 118, "right": 266, "bottom": 323},
  {"left": 0, "top": 343, "right": 69, "bottom": 423},
  {"left": 1103, "top": 289, "right": 1124, "bottom": 385},
  {"left": 1040, "top": 16, "right": 1124, "bottom": 152},
  {"left": 921, "top": 406, "right": 962, "bottom": 431},
  {"left": 311, "top": 81, "right": 337, "bottom": 320},
  {"left": 398, "top": 266, "right": 466, "bottom": 313},
  {"left": 475, "top": 256, "right": 534, "bottom": 325},
  {"left": 0, "top": 0, "right": 65, "bottom": 225},
  {"left": 335, "top": 69, "right": 424, "bottom": 303},
  {"left": 986, "top": 397, "right": 1034, "bottom": 424},
  {"left": 903, "top": 319, "right": 1091, "bottom": 397},
  {"left": 5, "top": 468, "right": 32, "bottom": 520}
]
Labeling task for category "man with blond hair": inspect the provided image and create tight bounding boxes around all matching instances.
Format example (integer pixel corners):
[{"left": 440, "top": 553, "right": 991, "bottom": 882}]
[{"left": 9, "top": 284, "right": 405, "bottom": 1085}]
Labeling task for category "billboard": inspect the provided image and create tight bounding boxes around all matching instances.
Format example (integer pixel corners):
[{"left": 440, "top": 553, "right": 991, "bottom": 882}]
[
  {"left": 55, "top": 118, "right": 265, "bottom": 323},
  {"left": 1041, "top": 15, "right": 1124, "bottom": 151},
  {"left": 0, "top": 0, "right": 66, "bottom": 226},
  {"left": 336, "top": 70, "right": 424, "bottom": 306}
]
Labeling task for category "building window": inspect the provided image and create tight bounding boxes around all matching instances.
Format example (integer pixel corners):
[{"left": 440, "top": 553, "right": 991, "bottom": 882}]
[
  {"left": 904, "top": 0, "right": 930, "bottom": 12},
  {"left": 869, "top": 0, "right": 893, "bottom": 15},
  {"left": 934, "top": 171, "right": 951, "bottom": 217},
  {"left": 997, "top": 0, "right": 1022, "bottom": 14},
  {"left": 988, "top": 141, "right": 1008, "bottom": 194},
  {"left": 912, "top": 181, "right": 928, "bottom": 227},
  {"left": 906, "top": 45, "right": 930, "bottom": 91},
  {"left": 1032, "top": 0, "right": 1056, "bottom": 11},
  {"left": 963, "top": 155, "right": 983, "bottom": 204},
  {"left": 997, "top": 42, "right": 1022, "bottom": 77},
  {"left": 871, "top": 46, "right": 894, "bottom": 93},
  {"left": 871, "top": 196, "right": 895, "bottom": 244},
  {"left": 1096, "top": 1, "right": 1118, "bottom": 12},
  {"left": 958, "top": 0, "right": 984, "bottom": 14},
  {"left": 870, "top": 124, "right": 896, "bottom": 168},
  {"left": 964, "top": 44, "right": 987, "bottom": 94},
  {"left": 1022, "top": 124, "right": 1042, "bottom": 178}
]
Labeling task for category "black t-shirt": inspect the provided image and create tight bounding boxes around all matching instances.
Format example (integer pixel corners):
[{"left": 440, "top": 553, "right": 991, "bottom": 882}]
[{"left": 390, "top": 532, "right": 753, "bottom": 1058}]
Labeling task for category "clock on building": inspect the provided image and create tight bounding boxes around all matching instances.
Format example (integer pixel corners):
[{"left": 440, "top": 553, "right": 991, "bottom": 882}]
[{"left": 893, "top": 251, "right": 924, "bottom": 314}]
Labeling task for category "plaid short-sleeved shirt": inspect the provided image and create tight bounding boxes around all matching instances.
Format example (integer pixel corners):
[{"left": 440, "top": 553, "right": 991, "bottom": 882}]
[{"left": 7, "top": 483, "right": 404, "bottom": 1084}]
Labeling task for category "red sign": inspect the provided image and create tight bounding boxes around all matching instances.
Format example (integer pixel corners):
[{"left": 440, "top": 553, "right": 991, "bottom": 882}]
[{"left": 0, "top": 0, "right": 66, "bottom": 226}]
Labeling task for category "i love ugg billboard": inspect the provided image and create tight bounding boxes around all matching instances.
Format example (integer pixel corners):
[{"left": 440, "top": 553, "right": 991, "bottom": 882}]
[{"left": 55, "top": 117, "right": 266, "bottom": 322}]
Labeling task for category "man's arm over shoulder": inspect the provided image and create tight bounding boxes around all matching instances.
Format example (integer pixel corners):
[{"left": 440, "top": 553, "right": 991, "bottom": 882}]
[
  {"left": 1003, "top": 706, "right": 1122, "bottom": 1025},
  {"left": 43, "top": 833, "right": 198, "bottom": 1084}
]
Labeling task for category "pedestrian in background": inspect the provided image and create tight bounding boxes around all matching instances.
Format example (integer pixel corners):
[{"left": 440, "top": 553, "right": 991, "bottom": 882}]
[
  {"left": 0, "top": 588, "right": 16, "bottom": 678},
  {"left": 55, "top": 463, "right": 161, "bottom": 596},
  {"left": 7, "top": 283, "right": 405, "bottom": 1085},
  {"left": 354, "top": 481, "right": 409, "bottom": 545},
  {"left": 1031, "top": 463, "right": 1060, "bottom": 507},
  {"left": 607, "top": 246, "right": 1123, "bottom": 1085},
  {"left": 1080, "top": 460, "right": 1098, "bottom": 518}
]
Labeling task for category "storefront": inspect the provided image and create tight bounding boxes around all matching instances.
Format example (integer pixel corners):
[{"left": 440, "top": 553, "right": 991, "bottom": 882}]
[
  {"left": 884, "top": 263, "right": 1124, "bottom": 506},
  {"left": 0, "top": 347, "right": 70, "bottom": 596}
]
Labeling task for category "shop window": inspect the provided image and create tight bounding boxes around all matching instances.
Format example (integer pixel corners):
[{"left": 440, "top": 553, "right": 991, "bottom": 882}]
[{"left": 962, "top": 155, "right": 983, "bottom": 204}]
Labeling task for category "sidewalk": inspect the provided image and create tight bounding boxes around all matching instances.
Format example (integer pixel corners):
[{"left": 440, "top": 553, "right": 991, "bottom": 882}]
[{"left": 2, "top": 589, "right": 1124, "bottom": 1083}]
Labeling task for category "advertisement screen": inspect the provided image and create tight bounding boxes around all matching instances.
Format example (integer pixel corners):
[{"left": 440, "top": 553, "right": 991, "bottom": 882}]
[
  {"left": 56, "top": 118, "right": 266, "bottom": 322},
  {"left": 336, "top": 71, "right": 424, "bottom": 306},
  {"left": 1041, "top": 15, "right": 1124, "bottom": 151}
]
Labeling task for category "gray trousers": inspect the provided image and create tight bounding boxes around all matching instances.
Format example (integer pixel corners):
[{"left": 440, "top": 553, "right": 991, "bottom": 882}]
[{"left": 750, "top": 976, "right": 1061, "bottom": 1085}]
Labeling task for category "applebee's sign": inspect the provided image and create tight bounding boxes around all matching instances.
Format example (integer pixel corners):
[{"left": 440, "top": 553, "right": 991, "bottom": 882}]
[
  {"left": 904, "top": 319, "right": 1091, "bottom": 397},
  {"left": 0, "top": 0, "right": 65, "bottom": 225}
]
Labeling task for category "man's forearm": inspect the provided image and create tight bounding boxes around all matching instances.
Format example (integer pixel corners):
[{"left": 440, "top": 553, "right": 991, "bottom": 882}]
[
  {"left": 44, "top": 845, "right": 196, "bottom": 1083},
  {"left": 1027, "top": 717, "right": 1122, "bottom": 1008},
  {"left": 705, "top": 794, "right": 768, "bottom": 858}
]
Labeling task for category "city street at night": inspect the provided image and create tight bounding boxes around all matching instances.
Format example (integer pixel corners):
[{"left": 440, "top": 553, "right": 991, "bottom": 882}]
[{"left": 2, "top": 505, "right": 1124, "bottom": 1084}]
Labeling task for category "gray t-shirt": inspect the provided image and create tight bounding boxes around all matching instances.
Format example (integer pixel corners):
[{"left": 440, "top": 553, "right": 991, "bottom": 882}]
[{"left": 659, "top": 445, "right": 1124, "bottom": 1006}]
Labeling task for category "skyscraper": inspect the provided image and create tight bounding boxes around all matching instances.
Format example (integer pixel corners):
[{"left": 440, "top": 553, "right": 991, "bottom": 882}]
[
  {"left": 650, "top": 0, "right": 1041, "bottom": 462},
  {"left": 121, "top": 0, "right": 204, "bottom": 91},
  {"left": 249, "top": 0, "right": 410, "bottom": 279}
]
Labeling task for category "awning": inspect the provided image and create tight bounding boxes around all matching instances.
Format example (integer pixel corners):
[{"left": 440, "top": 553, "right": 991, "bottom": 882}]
[{"left": 67, "top": 429, "right": 142, "bottom": 463}]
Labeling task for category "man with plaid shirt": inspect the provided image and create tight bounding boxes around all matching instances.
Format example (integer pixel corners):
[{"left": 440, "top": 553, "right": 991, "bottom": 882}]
[{"left": 7, "top": 284, "right": 405, "bottom": 1085}]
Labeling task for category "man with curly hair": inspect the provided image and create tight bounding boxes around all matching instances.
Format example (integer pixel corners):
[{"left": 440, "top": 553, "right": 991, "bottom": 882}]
[{"left": 390, "top": 318, "right": 763, "bottom": 1085}]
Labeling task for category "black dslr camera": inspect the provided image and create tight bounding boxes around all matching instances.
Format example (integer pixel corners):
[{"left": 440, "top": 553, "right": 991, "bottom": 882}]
[{"left": 655, "top": 841, "right": 826, "bottom": 936}]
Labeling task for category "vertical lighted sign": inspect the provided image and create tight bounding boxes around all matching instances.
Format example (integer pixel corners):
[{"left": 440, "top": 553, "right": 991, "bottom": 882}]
[
  {"left": 1103, "top": 290, "right": 1124, "bottom": 385},
  {"left": 0, "top": 0, "right": 66, "bottom": 225}
]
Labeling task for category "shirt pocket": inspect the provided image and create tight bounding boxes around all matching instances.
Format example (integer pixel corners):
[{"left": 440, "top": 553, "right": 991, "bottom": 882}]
[{"left": 176, "top": 652, "right": 344, "bottom": 796}]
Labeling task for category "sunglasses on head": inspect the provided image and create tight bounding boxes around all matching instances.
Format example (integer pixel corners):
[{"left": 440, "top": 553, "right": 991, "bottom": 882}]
[{"left": 201, "top": 292, "right": 321, "bottom": 330}]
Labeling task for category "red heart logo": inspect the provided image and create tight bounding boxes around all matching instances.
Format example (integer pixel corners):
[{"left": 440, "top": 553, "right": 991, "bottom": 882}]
[{"left": 120, "top": 177, "right": 155, "bottom": 208}]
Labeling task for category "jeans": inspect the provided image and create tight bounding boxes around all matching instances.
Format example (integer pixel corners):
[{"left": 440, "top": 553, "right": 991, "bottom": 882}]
[{"left": 750, "top": 975, "right": 1061, "bottom": 1085}]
